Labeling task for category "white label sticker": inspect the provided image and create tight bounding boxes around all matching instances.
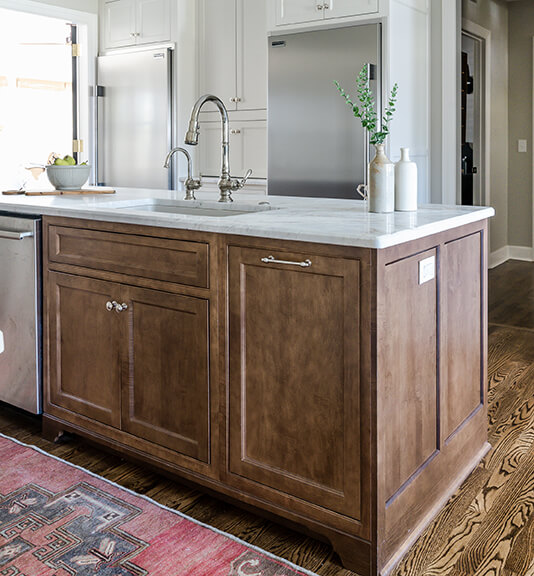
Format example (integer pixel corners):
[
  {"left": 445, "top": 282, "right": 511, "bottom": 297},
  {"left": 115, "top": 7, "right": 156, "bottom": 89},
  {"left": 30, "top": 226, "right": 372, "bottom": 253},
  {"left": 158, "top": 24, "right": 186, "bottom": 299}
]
[
  {"left": 419, "top": 256, "right": 435, "bottom": 285},
  {"left": 0, "top": 330, "right": 4, "bottom": 354}
]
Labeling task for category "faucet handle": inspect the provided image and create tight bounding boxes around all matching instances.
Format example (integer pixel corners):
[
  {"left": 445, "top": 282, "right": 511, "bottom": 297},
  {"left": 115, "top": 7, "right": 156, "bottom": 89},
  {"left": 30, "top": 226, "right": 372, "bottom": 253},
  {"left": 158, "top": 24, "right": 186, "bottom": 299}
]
[{"left": 240, "top": 168, "right": 252, "bottom": 188}]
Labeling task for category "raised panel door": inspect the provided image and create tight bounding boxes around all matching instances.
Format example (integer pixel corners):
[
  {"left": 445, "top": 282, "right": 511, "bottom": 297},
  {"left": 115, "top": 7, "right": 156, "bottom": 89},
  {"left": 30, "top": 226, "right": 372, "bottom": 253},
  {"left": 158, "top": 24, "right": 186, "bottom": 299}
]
[
  {"left": 120, "top": 285, "right": 211, "bottom": 463},
  {"left": 47, "top": 272, "right": 121, "bottom": 427},
  {"left": 137, "top": 0, "right": 171, "bottom": 45},
  {"left": 380, "top": 248, "right": 438, "bottom": 503},
  {"left": 228, "top": 246, "right": 362, "bottom": 519},
  {"left": 276, "top": 0, "right": 322, "bottom": 25},
  {"left": 442, "top": 232, "right": 483, "bottom": 441},
  {"left": 230, "top": 121, "right": 267, "bottom": 179},
  {"left": 237, "top": 0, "right": 267, "bottom": 110},
  {"left": 325, "top": 0, "right": 378, "bottom": 19},
  {"left": 198, "top": 0, "right": 237, "bottom": 110},
  {"left": 104, "top": 0, "right": 136, "bottom": 49}
]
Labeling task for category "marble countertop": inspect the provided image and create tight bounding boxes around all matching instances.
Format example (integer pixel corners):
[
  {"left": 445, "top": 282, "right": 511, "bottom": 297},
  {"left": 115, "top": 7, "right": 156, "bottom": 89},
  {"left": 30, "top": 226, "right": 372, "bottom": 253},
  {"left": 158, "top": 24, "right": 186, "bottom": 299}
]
[{"left": 0, "top": 187, "right": 495, "bottom": 249}]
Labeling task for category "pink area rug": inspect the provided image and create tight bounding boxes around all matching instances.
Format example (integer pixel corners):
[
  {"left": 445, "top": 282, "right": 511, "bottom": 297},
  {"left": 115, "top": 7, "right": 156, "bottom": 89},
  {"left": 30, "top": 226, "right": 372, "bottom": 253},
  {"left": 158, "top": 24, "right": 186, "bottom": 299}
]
[{"left": 0, "top": 434, "right": 318, "bottom": 576}]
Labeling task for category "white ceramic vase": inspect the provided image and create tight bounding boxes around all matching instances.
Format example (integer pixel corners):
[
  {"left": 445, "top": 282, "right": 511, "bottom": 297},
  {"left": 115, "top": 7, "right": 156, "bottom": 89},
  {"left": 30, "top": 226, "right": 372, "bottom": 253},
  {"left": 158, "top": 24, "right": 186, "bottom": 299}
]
[
  {"left": 395, "top": 147, "right": 418, "bottom": 211},
  {"left": 368, "top": 144, "right": 394, "bottom": 213}
]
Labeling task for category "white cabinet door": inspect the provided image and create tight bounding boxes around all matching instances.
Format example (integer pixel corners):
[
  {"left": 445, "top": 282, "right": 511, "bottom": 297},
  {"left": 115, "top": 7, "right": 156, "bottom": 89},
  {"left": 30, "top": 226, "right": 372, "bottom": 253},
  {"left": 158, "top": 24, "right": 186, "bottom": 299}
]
[
  {"left": 230, "top": 120, "right": 267, "bottom": 179},
  {"left": 198, "top": 122, "right": 225, "bottom": 178},
  {"left": 137, "top": 0, "right": 171, "bottom": 45},
  {"left": 198, "top": 120, "right": 267, "bottom": 180},
  {"left": 325, "top": 0, "right": 378, "bottom": 19},
  {"left": 237, "top": 0, "right": 267, "bottom": 110},
  {"left": 198, "top": 0, "right": 237, "bottom": 110},
  {"left": 276, "top": 0, "right": 322, "bottom": 25},
  {"left": 104, "top": 0, "right": 136, "bottom": 49}
]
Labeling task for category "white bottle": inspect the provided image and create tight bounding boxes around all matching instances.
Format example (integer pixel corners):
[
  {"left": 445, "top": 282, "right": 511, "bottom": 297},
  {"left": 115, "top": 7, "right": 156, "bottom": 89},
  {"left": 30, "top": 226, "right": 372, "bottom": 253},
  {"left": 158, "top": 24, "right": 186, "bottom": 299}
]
[
  {"left": 395, "top": 148, "right": 418, "bottom": 211},
  {"left": 369, "top": 144, "right": 395, "bottom": 213}
]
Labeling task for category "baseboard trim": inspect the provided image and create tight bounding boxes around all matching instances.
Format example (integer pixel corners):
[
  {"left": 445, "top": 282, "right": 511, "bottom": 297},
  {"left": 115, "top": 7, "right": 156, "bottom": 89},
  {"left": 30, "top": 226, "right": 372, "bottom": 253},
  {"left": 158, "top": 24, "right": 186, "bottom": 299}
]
[{"left": 489, "top": 245, "right": 534, "bottom": 269}]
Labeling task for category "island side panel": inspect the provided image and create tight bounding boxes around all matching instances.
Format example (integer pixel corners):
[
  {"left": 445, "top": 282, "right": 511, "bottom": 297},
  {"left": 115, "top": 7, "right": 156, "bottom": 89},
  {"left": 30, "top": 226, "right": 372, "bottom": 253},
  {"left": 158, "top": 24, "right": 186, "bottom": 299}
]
[{"left": 375, "top": 220, "right": 490, "bottom": 573}]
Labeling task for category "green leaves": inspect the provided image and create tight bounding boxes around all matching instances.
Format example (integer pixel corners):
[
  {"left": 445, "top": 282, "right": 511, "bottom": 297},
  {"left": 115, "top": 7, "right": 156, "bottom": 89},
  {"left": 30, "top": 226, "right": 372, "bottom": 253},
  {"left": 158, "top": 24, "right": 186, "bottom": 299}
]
[{"left": 334, "top": 64, "right": 398, "bottom": 146}]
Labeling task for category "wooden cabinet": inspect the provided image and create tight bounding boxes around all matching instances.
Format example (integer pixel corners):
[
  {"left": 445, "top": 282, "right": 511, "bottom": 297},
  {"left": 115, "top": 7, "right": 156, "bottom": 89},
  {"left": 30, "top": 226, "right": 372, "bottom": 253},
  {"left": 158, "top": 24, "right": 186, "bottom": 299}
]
[
  {"left": 48, "top": 273, "right": 121, "bottom": 428},
  {"left": 101, "top": 0, "right": 171, "bottom": 50},
  {"left": 42, "top": 216, "right": 490, "bottom": 576},
  {"left": 275, "top": 0, "right": 378, "bottom": 26},
  {"left": 120, "top": 285, "right": 210, "bottom": 462},
  {"left": 198, "top": 0, "right": 267, "bottom": 111},
  {"left": 44, "top": 219, "right": 216, "bottom": 473},
  {"left": 227, "top": 245, "right": 365, "bottom": 521}
]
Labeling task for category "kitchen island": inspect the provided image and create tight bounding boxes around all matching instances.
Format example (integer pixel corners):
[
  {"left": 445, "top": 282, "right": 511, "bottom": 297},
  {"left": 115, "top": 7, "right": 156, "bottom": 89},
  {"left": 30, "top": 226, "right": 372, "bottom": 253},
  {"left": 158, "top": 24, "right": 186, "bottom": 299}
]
[{"left": 0, "top": 190, "right": 494, "bottom": 576}]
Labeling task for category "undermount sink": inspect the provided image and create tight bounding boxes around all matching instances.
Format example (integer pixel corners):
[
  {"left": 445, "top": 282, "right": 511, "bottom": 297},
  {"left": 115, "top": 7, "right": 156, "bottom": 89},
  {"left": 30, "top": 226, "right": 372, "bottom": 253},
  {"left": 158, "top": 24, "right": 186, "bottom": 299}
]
[{"left": 117, "top": 198, "right": 274, "bottom": 217}]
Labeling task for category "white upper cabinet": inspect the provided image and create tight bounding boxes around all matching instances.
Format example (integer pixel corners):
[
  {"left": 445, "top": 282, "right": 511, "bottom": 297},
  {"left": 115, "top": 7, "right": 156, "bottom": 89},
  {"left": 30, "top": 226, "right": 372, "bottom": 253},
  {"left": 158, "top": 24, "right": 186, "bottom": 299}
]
[
  {"left": 199, "top": 0, "right": 267, "bottom": 111},
  {"left": 102, "top": 0, "right": 170, "bottom": 50},
  {"left": 275, "top": 0, "right": 378, "bottom": 26}
]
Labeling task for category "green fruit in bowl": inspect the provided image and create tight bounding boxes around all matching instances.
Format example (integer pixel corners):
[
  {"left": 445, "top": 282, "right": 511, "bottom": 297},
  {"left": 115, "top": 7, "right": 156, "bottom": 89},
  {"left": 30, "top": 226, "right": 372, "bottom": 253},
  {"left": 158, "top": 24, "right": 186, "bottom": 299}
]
[
  {"left": 54, "top": 158, "right": 69, "bottom": 166},
  {"left": 64, "top": 155, "right": 76, "bottom": 166}
]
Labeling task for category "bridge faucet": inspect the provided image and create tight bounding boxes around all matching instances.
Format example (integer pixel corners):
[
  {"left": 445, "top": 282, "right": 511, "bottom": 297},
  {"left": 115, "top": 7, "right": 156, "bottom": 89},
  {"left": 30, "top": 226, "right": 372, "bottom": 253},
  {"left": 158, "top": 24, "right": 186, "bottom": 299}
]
[
  {"left": 184, "top": 94, "right": 251, "bottom": 203},
  {"left": 163, "top": 147, "right": 201, "bottom": 200}
]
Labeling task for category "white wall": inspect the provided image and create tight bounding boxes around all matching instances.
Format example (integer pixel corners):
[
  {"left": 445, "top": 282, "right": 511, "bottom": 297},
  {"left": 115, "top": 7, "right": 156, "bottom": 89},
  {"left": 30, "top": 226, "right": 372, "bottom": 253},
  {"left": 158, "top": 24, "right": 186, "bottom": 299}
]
[{"left": 33, "top": 0, "right": 97, "bottom": 13}]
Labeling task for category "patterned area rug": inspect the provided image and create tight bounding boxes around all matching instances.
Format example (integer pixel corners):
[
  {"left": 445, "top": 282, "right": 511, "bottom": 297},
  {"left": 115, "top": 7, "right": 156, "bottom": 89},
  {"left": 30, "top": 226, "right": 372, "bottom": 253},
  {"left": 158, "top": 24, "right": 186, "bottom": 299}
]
[{"left": 0, "top": 435, "right": 318, "bottom": 576}]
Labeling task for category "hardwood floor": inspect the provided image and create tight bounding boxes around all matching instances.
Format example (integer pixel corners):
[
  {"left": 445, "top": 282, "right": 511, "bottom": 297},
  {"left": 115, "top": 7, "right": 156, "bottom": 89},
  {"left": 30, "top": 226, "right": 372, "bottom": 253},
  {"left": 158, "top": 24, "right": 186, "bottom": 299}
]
[{"left": 1, "top": 259, "right": 534, "bottom": 576}]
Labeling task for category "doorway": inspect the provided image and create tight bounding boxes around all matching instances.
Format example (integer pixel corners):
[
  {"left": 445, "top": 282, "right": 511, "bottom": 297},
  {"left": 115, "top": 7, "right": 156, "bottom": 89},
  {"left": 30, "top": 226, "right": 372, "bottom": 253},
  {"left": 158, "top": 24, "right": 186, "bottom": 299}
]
[{"left": 458, "top": 20, "right": 489, "bottom": 206}]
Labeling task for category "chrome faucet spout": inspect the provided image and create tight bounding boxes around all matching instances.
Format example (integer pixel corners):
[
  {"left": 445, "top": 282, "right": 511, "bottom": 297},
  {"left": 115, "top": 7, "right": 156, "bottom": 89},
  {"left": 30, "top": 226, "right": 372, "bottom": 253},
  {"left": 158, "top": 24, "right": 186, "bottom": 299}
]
[
  {"left": 163, "top": 147, "right": 201, "bottom": 200},
  {"left": 184, "top": 94, "right": 250, "bottom": 203}
]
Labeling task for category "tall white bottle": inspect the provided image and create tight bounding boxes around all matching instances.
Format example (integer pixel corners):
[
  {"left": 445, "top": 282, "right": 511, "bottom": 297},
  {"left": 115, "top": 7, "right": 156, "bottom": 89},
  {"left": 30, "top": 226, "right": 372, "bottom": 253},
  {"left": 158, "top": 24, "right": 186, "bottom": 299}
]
[
  {"left": 369, "top": 144, "right": 395, "bottom": 213},
  {"left": 395, "top": 148, "right": 418, "bottom": 211}
]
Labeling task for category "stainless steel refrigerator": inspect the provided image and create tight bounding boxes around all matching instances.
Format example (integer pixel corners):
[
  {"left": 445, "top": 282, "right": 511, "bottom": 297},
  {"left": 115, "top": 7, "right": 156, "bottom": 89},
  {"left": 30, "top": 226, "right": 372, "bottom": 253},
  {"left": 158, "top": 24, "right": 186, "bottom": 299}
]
[
  {"left": 97, "top": 47, "right": 173, "bottom": 189},
  {"left": 268, "top": 24, "right": 380, "bottom": 198}
]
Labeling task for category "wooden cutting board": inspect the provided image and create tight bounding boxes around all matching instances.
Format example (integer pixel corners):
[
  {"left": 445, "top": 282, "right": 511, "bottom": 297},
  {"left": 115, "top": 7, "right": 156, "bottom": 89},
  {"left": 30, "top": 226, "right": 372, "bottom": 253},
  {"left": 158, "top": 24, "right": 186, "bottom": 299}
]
[{"left": 2, "top": 187, "right": 116, "bottom": 196}]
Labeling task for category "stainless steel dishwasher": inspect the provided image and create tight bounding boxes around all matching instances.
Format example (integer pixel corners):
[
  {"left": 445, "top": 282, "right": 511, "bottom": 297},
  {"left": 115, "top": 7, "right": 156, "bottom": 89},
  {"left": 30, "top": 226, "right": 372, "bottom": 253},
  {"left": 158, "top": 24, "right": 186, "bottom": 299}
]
[{"left": 0, "top": 213, "right": 41, "bottom": 414}]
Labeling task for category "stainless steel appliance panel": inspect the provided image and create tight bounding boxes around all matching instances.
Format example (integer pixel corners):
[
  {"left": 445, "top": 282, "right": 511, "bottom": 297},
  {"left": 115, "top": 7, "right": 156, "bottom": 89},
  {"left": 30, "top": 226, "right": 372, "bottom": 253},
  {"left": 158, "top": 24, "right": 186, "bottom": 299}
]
[
  {"left": 268, "top": 24, "right": 380, "bottom": 198},
  {"left": 97, "top": 48, "right": 173, "bottom": 189},
  {"left": 0, "top": 215, "right": 41, "bottom": 414}
]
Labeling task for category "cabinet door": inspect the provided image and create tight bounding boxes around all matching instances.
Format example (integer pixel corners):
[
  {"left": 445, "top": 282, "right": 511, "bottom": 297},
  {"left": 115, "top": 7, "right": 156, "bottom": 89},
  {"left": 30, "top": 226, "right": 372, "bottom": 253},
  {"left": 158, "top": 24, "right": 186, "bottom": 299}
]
[
  {"left": 228, "top": 246, "right": 363, "bottom": 519},
  {"left": 120, "top": 286, "right": 211, "bottom": 463},
  {"left": 237, "top": 0, "right": 267, "bottom": 110},
  {"left": 198, "top": 0, "right": 237, "bottom": 110},
  {"left": 197, "top": 121, "right": 224, "bottom": 178},
  {"left": 47, "top": 272, "right": 121, "bottom": 428},
  {"left": 230, "top": 121, "right": 267, "bottom": 179},
  {"left": 325, "top": 0, "right": 378, "bottom": 19},
  {"left": 276, "top": 0, "right": 322, "bottom": 25},
  {"left": 137, "top": 0, "right": 171, "bottom": 45},
  {"left": 104, "top": 0, "right": 136, "bottom": 49}
]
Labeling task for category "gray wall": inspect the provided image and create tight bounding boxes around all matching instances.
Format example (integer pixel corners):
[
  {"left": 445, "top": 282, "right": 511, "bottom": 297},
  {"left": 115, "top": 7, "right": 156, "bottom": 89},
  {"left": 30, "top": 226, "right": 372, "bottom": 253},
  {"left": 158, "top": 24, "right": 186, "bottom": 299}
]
[
  {"left": 508, "top": 1, "right": 533, "bottom": 248},
  {"left": 462, "top": 0, "right": 509, "bottom": 254}
]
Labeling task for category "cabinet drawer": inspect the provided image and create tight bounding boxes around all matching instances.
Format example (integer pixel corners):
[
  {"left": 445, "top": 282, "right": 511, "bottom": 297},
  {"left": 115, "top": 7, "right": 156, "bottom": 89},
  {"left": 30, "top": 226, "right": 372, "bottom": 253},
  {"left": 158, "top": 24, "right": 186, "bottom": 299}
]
[{"left": 48, "top": 225, "right": 209, "bottom": 288}]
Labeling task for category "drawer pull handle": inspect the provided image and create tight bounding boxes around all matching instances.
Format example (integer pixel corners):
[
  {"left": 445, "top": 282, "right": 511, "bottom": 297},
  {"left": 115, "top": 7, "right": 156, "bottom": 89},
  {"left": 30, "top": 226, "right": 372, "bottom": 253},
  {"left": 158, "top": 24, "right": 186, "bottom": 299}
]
[
  {"left": 0, "top": 229, "right": 33, "bottom": 240},
  {"left": 261, "top": 255, "right": 312, "bottom": 268}
]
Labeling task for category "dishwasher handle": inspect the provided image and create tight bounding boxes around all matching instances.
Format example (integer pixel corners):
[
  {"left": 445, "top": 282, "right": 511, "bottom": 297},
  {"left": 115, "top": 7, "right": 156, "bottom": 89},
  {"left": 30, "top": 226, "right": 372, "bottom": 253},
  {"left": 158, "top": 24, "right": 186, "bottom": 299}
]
[{"left": 0, "top": 229, "right": 34, "bottom": 240}]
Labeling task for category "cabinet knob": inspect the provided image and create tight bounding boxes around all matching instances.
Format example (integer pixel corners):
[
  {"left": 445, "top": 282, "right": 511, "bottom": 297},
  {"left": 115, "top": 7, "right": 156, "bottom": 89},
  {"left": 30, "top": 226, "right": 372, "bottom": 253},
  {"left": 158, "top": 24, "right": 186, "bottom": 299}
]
[
  {"left": 323, "top": 2, "right": 330, "bottom": 8},
  {"left": 316, "top": 3, "right": 324, "bottom": 9},
  {"left": 106, "top": 300, "right": 128, "bottom": 312},
  {"left": 230, "top": 129, "right": 241, "bottom": 135},
  {"left": 229, "top": 97, "right": 242, "bottom": 103}
]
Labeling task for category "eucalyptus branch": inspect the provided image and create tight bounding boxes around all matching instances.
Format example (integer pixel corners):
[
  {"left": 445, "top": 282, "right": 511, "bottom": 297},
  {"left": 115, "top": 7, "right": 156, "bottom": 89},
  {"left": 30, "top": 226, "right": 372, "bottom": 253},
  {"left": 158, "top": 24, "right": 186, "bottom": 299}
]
[{"left": 335, "top": 64, "right": 398, "bottom": 146}]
